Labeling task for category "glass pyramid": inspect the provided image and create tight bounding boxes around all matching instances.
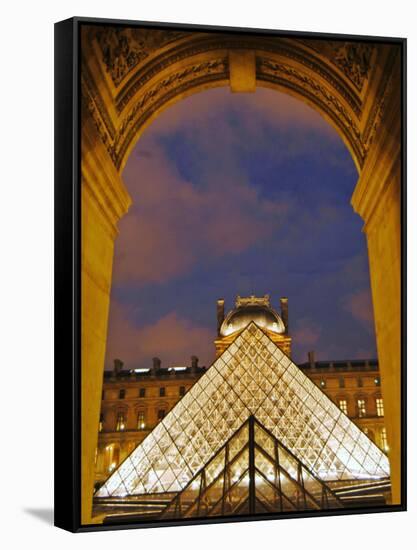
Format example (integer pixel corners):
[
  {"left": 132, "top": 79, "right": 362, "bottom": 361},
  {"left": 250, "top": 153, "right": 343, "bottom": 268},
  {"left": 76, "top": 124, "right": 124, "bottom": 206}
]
[
  {"left": 96, "top": 322, "right": 390, "bottom": 498},
  {"left": 161, "top": 415, "right": 343, "bottom": 519}
]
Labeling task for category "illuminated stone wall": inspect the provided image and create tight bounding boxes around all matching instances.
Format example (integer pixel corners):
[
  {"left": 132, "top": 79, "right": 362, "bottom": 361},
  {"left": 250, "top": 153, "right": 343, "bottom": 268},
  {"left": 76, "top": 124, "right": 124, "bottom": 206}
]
[{"left": 81, "top": 27, "right": 402, "bottom": 522}]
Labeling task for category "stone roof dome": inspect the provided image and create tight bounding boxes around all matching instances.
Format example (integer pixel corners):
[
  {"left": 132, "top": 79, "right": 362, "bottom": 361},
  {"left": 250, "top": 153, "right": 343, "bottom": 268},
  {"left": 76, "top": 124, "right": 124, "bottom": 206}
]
[{"left": 219, "top": 295, "right": 286, "bottom": 337}]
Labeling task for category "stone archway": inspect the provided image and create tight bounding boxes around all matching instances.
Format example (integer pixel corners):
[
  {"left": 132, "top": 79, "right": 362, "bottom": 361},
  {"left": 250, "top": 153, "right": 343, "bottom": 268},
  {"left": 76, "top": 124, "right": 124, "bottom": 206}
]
[{"left": 81, "top": 26, "right": 402, "bottom": 523}]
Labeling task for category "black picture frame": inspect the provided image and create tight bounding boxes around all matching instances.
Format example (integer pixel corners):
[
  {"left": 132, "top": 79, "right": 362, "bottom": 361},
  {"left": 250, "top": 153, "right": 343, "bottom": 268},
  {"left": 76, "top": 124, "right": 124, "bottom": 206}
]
[{"left": 54, "top": 16, "right": 407, "bottom": 533}]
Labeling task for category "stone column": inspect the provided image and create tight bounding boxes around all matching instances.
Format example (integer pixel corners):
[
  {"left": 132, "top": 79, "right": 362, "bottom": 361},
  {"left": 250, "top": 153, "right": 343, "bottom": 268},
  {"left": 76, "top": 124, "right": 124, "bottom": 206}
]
[
  {"left": 351, "top": 76, "right": 402, "bottom": 503},
  {"left": 81, "top": 115, "right": 132, "bottom": 524}
]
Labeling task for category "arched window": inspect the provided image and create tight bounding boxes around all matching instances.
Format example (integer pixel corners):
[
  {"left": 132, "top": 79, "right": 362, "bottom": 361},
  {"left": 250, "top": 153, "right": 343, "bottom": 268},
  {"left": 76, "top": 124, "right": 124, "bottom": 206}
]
[
  {"left": 116, "top": 411, "right": 126, "bottom": 431},
  {"left": 362, "top": 427, "right": 375, "bottom": 442},
  {"left": 338, "top": 399, "right": 348, "bottom": 415},
  {"left": 357, "top": 398, "right": 366, "bottom": 418}
]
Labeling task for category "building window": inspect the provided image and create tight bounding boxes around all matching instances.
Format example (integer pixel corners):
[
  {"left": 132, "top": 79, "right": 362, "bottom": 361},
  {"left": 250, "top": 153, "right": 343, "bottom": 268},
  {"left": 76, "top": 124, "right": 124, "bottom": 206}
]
[
  {"left": 363, "top": 427, "right": 375, "bottom": 442},
  {"left": 105, "top": 444, "right": 120, "bottom": 472},
  {"left": 158, "top": 409, "right": 166, "bottom": 421},
  {"left": 319, "top": 379, "right": 326, "bottom": 388},
  {"left": 376, "top": 397, "right": 384, "bottom": 417},
  {"left": 357, "top": 378, "right": 363, "bottom": 388},
  {"left": 116, "top": 412, "right": 126, "bottom": 431},
  {"left": 339, "top": 399, "right": 348, "bottom": 415},
  {"left": 159, "top": 387, "right": 166, "bottom": 397},
  {"left": 99, "top": 413, "right": 104, "bottom": 432},
  {"left": 137, "top": 411, "right": 146, "bottom": 430},
  {"left": 179, "top": 386, "right": 186, "bottom": 397},
  {"left": 119, "top": 389, "right": 126, "bottom": 399},
  {"left": 339, "top": 377, "right": 345, "bottom": 388},
  {"left": 357, "top": 399, "right": 366, "bottom": 418},
  {"left": 102, "top": 390, "right": 105, "bottom": 400},
  {"left": 380, "top": 427, "right": 388, "bottom": 452},
  {"left": 139, "top": 387, "right": 146, "bottom": 398},
  {"left": 374, "top": 377, "right": 381, "bottom": 386}
]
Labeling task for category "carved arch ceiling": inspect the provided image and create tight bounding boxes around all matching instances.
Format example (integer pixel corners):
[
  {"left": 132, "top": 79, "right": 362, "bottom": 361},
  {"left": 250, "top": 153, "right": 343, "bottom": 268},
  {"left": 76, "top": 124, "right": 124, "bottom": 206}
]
[{"left": 81, "top": 26, "right": 398, "bottom": 173}]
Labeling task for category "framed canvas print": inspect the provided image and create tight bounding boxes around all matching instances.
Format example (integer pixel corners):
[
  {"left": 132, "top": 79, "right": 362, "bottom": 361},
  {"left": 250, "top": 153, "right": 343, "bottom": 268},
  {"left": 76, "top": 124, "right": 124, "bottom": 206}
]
[{"left": 54, "top": 16, "right": 407, "bottom": 532}]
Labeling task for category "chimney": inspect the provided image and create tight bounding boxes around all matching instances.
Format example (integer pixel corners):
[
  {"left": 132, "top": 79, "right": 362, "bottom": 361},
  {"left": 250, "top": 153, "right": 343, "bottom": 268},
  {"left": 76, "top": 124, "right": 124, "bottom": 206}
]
[
  {"left": 308, "top": 351, "right": 315, "bottom": 368},
  {"left": 113, "top": 358, "right": 124, "bottom": 376},
  {"left": 191, "top": 355, "right": 199, "bottom": 372},
  {"left": 217, "top": 299, "right": 225, "bottom": 335},
  {"left": 280, "top": 297, "right": 289, "bottom": 334},
  {"left": 152, "top": 357, "right": 161, "bottom": 373}
]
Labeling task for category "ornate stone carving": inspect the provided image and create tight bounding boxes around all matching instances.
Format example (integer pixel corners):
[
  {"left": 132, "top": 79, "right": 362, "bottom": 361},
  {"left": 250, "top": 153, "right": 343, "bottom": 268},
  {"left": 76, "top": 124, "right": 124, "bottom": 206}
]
[
  {"left": 362, "top": 49, "right": 399, "bottom": 152},
  {"left": 83, "top": 30, "right": 388, "bottom": 170},
  {"left": 113, "top": 58, "right": 229, "bottom": 166},
  {"left": 331, "top": 42, "right": 373, "bottom": 90},
  {"left": 115, "top": 36, "right": 361, "bottom": 117},
  {"left": 95, "top": 28, "right": 187, "bottom": 86},
  {"left": 82, "top": 81, "right": 117, "bottom": 163},
  {"left": 300, "top": 39, "right": 374, "bottom": 92},
  {"left": 257, "top": 58, "right": 363, "bottom": 164},
  {"left": 236, "top": 295, "right": 271, "bottom": 308}
]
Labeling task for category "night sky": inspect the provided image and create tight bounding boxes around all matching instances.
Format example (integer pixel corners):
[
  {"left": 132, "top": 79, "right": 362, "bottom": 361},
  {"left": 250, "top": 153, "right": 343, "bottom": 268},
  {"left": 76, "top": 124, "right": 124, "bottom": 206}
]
[{"left": 104, "top": 87, "right": 377, "bottom": 370}]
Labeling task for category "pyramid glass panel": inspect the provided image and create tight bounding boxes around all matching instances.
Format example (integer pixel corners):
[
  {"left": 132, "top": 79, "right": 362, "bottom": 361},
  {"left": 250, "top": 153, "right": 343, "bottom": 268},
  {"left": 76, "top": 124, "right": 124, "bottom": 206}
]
[
  {"left": 96, "top": 323, "right": 390, "bottom": 499},
  {"left": 160, "top": 416, "right": 343, "bottom": 519}
]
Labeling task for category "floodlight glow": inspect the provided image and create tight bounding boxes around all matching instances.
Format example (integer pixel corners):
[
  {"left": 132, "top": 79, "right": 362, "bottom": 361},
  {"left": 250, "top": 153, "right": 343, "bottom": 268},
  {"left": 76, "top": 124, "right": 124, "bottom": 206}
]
[
  {"left": 168, "top": 367, "right": 187, "bottom": 372},
  {"left": 96, "top": 323, "right": 390, "bottom": 498}
]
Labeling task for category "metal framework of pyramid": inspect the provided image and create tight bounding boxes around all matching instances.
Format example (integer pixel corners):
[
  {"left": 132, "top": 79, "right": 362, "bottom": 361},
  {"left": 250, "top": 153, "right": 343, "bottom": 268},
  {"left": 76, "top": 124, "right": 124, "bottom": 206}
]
[
  {"left": 161, "top": 416, "right": 343, "bottom": 519},
  {"left": 96, "top": 322, "right": 390, "bottom": 499}
]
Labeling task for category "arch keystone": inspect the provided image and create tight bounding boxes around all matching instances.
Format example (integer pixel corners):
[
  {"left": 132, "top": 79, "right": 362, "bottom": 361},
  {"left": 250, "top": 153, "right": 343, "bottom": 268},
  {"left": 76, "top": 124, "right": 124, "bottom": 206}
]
[{"left": 229, "top": 50, "right": 256, "bottom": 93}]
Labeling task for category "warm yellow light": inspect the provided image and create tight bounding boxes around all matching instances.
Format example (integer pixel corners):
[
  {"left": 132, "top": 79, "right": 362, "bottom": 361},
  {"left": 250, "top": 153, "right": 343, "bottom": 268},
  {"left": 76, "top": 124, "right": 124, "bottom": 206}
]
[{"left": 96, "top": 323, "right": 390, "bottom": 499}]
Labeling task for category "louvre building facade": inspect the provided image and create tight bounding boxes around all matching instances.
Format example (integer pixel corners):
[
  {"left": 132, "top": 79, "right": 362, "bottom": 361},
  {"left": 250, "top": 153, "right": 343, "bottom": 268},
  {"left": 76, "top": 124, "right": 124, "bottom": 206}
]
[{"left": 94, "top": 296, "right": 390, "bottom": 522}]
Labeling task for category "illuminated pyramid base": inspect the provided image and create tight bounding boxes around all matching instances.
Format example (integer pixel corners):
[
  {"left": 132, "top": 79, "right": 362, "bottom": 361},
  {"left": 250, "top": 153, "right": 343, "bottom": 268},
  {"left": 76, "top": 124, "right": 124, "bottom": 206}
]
[
  {"left": 96, "top": 323, "right": 389, "bottom": 499},
  {"left": 161, "top": 416, "right": 343, "bottom": 519}
]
